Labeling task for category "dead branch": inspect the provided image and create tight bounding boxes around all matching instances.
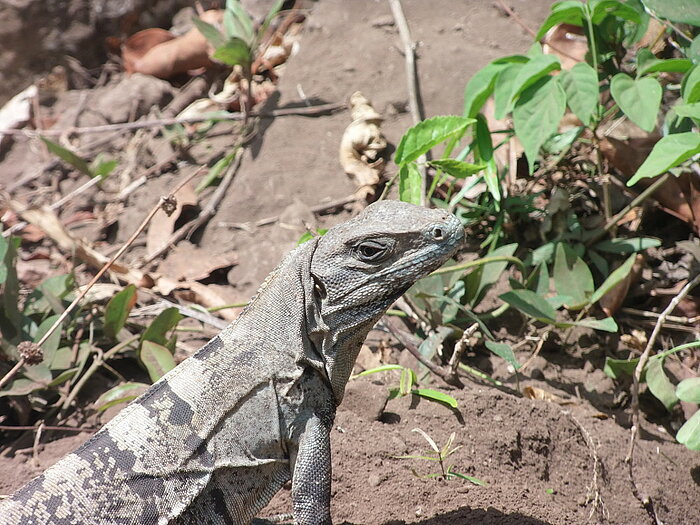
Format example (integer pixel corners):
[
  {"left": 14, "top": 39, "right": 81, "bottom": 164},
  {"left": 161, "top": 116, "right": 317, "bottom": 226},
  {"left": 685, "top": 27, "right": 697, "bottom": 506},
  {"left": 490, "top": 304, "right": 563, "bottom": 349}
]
[
  {"left": 2, "top": 102, "right": 345, "bottom": 138},
  {"left": 625, "top": 272, "right": 700, "bottom": 524},
  {"left": 388, "top": 0, "right": 426, "bottom": 205}
]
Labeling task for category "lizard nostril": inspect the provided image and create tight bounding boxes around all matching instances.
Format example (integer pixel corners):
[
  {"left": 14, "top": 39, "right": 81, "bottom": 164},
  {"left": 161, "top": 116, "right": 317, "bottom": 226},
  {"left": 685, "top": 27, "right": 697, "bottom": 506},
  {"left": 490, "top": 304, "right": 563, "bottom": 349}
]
[{"left": 432, "top": 227, "right": 444, "bottom": 240}]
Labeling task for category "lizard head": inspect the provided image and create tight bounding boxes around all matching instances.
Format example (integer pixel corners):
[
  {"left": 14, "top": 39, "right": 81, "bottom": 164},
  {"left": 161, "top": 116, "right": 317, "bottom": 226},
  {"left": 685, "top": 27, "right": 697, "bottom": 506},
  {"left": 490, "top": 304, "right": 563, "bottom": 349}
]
[{"left": 307, "top": 200, "right": 464, "bottom": 403}]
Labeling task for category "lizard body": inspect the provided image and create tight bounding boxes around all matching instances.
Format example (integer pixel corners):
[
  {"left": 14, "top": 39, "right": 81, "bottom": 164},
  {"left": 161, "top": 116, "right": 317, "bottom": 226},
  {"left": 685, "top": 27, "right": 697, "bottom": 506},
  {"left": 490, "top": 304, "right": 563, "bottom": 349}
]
[{"left": 0, "top": 200, "right": 463, "bottom": 525}]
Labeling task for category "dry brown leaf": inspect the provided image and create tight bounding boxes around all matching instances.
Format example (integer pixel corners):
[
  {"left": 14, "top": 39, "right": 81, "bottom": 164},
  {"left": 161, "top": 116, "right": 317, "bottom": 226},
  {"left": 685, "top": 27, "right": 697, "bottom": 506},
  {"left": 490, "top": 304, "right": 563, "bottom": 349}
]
[
  {"left": 543, "top": 24, "right": 587, "bottom": 70},
  {"left": 599, "top": 254, "right": 644, "bottom": 317},
  {"left": 523, "top": 385, "right": 574, "bottom": 405},
  {"left": 145, "top": 183, "right": 198, "bottom": 255},
  {"left": 156, "top": 241, "right": 237, "bottom": 282},
  {"left": 172, "top": 281, "right": 239, "bottom": 321},
  {"left": 600, "top": 137, "right": 700, "bottom": 232},
  {"left": 123, "top": 10, "right": 223, "bottom": 79},
  {"left": 339, "top": 92, "right": 386, "bottom": 200},
  {"left": 7, "top": 197, "right": 148, "bottom": 286}
]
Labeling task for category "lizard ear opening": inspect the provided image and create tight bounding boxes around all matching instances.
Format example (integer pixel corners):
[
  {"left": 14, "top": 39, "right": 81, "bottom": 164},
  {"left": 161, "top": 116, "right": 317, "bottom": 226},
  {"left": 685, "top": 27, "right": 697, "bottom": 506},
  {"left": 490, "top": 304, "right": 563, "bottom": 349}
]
[{"left": 312, "top": 274, "right": 327, "bottom": 300}]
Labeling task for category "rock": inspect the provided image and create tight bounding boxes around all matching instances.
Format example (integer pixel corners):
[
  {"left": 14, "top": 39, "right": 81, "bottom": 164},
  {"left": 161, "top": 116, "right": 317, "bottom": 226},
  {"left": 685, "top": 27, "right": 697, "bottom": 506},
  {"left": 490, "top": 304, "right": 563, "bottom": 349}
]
[{"left": 341, "top": 379, "right": 389, "bottom": 421}]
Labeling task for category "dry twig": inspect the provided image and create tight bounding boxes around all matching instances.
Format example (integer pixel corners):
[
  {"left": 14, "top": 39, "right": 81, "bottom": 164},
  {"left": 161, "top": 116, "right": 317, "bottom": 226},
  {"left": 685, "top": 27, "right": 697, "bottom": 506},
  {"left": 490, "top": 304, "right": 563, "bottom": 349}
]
[
  {"left": 388, "top": 0, "right": 427, "bottom": 205},
  {"left": 625, "top": 272, "right": 700, "bottom": 524},
  {"left": 0, "top": 170, "right": 203, "bottom": 392}
]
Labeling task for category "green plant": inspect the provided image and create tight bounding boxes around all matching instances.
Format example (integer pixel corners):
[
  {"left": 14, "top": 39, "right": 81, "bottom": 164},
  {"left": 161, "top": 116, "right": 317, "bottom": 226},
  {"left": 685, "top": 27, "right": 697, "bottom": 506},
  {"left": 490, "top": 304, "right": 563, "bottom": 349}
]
[
  {"left": 396, "top": 427, "right": 487, "bottom": 485},
  {"left": 353, "top": 364, "right": 458, "bottom": 409},
  {"left": 0, "top": 234, "right": 184, "bottom": 419},
  {"left": 40, "top": 137, "right": 117, "bottom": 179},
  {"left": 193, "top": 0, "right": 283, "bottom": 117}
]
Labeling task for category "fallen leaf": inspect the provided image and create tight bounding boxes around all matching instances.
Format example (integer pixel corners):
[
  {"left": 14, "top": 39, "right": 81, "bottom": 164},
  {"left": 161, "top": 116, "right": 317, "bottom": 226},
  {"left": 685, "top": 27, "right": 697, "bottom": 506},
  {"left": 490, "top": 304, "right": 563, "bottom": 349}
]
[
  {"left": 523, "top": 385, "right": 574, "bottom": 405},
  {"left": 7, "top": 197, "right": 148, "bottom": 286},
  {"left": 599, "top": 254, "right": 644, "bottom": 316},
  {"left": 156, "top": 241, "right": 237, "bottom": 282},
  {"left": 172, "top": 281, "right": 239, "bottom": 321},
  {"left": 123, "top": 10, "right": 223, "bottom": 79},
  {"left": 145, "top": 183, "right": 198, "bottom": 256},
  {"left": 600, "top": 136, "right": 699, "bottom": 232},
  {"left": 0, "top": 84, "right": 37, "bottom": 147},
  {"left": 339, "top": 92, "right": 386, "bottom": 199}
]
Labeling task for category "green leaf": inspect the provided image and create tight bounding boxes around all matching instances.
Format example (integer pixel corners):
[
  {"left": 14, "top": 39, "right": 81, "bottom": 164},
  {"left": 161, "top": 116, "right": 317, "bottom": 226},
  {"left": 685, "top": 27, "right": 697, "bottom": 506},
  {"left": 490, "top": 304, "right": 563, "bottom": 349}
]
[
  {"left": 447, "top": 470, "right": 488, "bottom": 486},
  {"left": 535, "top": 1, "right": 585, "bottom": 40},
  {"left": 677, "top": 377, "right": 700, "bottom": 403},
  {"left": 465, "top": 243, "right": 518, "bottom": 307},
  {"left": 558, "top": 62, "right": 599, "bottom": 127},
  {"left": 610, "top": 74, "right": 662, "bottom": 132},
  {"left": 640, "top": 0, "right": 700, "bottom": 25},
  {"left": 40, "top": 137, "right": 92, "bottom": 176},
  {"left": 509, "top": 54, "right": 561, "bottom": 104},
  {"left": 412, "top": 388, "right": 459, "bottom": 409},
  {"left": 604, "top": 357, "right": 639, "bottom": 379},
  {"left": 141, "top": 307, "right": 183, "bottom": 347},
  {"left": 682, "top": 65, "right": 700, "bottom": 104},
  {"left": 499, "top": 289, "right": 558, "bottom": 322},
  {"left": 637, "top": 55, "right": 693, "bottom": 76},
  {"left": 90, "top": 158, "right": 117, "bottom": 179},
  {"left": 394, "top": 116, "right": 474, "bottom": 165},
  {"left": 140, "top": 341, "right": 177, "bottom": 383},
  {"left": 33, "top": 314, "right": 62, "bottom": 365},
  {"left": 224, "top": 0, "right": 255, "bottom": 44},
  {"left": 689, "top": 33, "right": 700, "bottom": 63},
  {"left": 493, "top": 63, "right": 524, "bottom": 119},
  {"left": 593, "top": 237, "right": 660, "bottom": 253},
  {"left": 192, "top": 17, "right": 226, "bottom": 48},
  {"left": 399, "top": 163, "right": 422, "bottom": 205},
  {"left": 672, "top": 102, "right": 700, "bottom": 120},
  {"left": 427, "top": 159, "right": 485, "bottom": 178},
  {"left": 677, "top": 410, "right": 700, "bottom": 450},
  {"left": 628, "top": 132, "right": 700, "bottom": 185},
  {"left": 572, "top": 317, "right": 618, "bottom": 332},
  {"left": 212, "top": 38, "right": 251, "bottom": 67},
  {"left": 485, "top": 341, "right": 520, "bottom": 370},
  {"left": 47, "top": 367, "right": 78, "bottom": 387},
  {"left": 553, "top": 243, "right": 594, "bottom": 309},
  {"left": 590, "top": 254, "right": 637, "bottom": 304},
  {"left": 104, "top": 284, "right": 137, "bottom": 339},
  {"left": 261, "top": 0, "right": 284, "bottom": 34},
  {"left": 591, "top": 0, "right": 642, "bottom": 24},
  {"left": 196, "top": 150, "right": 237, "bottom": 192},
  {"left": 463, "top": 62, "right": 509, "bottom": 118},
  {"left": 0, "top": 236, "right": 8, "bottom": 285},
  {"left": 94, "top": 382, "right": 150, "bottom": 412},
  {"left": 400, "top": 367, "right": 417, "bottom": 396},
  {"left": 353, "top": 364, "right": 404, "bottom": 378},
  {"left": 0, "top": 378, "right": 43, "bottom": 398},
  {"left": 513, "top": 76, "right": 566, "bottom": 173},
  {"left": 647, "top": 358, "right": 679, "bottom": 411}
]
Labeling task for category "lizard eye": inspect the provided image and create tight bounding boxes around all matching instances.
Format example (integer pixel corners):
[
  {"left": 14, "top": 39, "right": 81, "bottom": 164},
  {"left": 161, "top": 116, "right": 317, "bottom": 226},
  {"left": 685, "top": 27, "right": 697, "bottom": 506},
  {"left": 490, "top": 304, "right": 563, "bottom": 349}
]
[{"left": 356, "top": 240, "right": 390, "bottom": 262}]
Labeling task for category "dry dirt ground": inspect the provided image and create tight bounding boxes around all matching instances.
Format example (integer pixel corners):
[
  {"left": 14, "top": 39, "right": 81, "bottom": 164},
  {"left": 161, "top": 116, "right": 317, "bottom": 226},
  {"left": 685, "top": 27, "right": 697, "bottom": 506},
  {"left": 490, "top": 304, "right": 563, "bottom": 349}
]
[{"left": 1, "top": 1, "right": 700, "bottom": 525}]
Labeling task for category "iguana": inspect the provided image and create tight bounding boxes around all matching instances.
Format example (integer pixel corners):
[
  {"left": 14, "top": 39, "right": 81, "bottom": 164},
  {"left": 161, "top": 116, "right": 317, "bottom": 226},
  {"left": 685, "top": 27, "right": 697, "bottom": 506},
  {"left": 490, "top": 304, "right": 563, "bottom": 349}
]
[{"left": 0, "top": 200, "right": 464, "bottom": 525}]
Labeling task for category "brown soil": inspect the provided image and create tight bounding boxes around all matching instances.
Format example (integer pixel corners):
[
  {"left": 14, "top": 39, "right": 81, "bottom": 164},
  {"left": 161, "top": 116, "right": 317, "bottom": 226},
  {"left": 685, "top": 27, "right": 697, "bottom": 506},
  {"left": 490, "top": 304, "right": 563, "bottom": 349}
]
[{"left": 2, "top": 1, "right": 699, "bottom": 525}]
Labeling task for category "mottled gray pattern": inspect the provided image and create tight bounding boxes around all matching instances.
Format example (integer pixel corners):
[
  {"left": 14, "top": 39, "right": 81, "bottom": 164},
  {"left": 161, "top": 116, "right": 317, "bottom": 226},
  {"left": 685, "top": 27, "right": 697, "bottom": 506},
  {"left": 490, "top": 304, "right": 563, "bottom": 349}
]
[{"left": 0, "top": 201, "right": 463, "bottom": 525}]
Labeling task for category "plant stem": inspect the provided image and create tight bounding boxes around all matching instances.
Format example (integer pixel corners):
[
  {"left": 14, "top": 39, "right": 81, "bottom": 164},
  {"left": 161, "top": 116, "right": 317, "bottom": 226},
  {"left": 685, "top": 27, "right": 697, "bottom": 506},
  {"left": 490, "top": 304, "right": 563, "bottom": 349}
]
[{"left": 430, "top": 255, "right": 526, "bottom": 276}]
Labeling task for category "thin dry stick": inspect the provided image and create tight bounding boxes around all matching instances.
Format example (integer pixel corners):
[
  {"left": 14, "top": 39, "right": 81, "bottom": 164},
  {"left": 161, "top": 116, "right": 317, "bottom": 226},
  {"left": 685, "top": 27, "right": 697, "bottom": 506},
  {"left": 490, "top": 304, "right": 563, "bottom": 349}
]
[
  {"left": 2, "top": 175, "right": 103, "bottom": 238},
  {"left": 138, "top": 149, "right": 244, "bottom": 267},
  {"left": 585, "top": 173, "right": 670, "bottom": 247},
  {"left": 219, "top": 194, "right": 359, "bottom": 230},
  {"left": 0, "top": 169, "right": 203, "bottom": 392},
  {"left": 2, "top": 102, "right": 345, "bottom": 138},
  {"left": 625, "top": 272, "right": 700, "bottom": 524},
  {"left": 388, "top": 0, "right": 427, "bottom": 205}
]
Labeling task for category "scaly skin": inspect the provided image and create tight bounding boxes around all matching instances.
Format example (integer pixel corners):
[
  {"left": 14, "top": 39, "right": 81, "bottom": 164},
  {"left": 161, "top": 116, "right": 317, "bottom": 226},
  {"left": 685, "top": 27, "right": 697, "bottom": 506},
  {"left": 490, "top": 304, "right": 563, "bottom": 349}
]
[{"left": 0, "top": 200, "right": 464, "bottom": 525}]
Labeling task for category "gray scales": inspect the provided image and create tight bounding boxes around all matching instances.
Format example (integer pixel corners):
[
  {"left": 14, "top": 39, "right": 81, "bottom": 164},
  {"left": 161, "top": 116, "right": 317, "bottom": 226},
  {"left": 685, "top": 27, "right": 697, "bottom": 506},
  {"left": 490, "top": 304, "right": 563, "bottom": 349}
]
[{"left": 0, "top": 200, "right": 464, "bottom": 525}]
